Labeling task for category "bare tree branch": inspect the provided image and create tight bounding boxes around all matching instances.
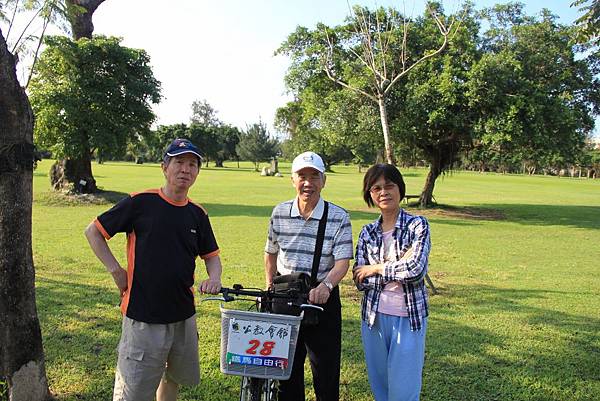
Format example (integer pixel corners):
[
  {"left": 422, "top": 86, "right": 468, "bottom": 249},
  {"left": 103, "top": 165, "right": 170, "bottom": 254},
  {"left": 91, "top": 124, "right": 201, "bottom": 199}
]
[
  {"left": 322, "top": 61, "right": 378, "bottom": 102},
  {"left": 385, "top": 10, "right": 452, "bottom": 94},
  {"left": 25, "top": 12, "right": 50, "bottom": 89},
  {"left": 10, "top": 5, "right": 43, "bottom": 54},
  {"left": 401, "top": 16, "right": 408, "bottom": 71},
  {"left": 6, "top": 0, "right": 21, "bottom": 41},
  {"left": 375, "top": 8, "right": 387, "bottom": 80},
  {"left": 350, "top": 7, "right": 387, "bottom": 88}
]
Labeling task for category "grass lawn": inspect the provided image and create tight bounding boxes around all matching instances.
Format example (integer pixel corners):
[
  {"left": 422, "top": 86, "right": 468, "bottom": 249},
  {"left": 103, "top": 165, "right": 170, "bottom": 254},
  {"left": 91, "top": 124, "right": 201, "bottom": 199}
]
[{"left": 31, "top": 159, "right": 600, "bottom": 401}]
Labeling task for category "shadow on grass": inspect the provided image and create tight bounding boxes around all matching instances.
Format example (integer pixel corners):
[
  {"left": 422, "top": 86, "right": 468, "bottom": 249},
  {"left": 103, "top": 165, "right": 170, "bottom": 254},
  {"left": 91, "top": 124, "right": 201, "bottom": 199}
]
[
  {"left": 202, "top": 203, "right": 381, "bottom": 222},
  {"left": 201, "top": 166, "right": 259, "bottom": 173},
  {"left": 484, "top": 204, "right": 600, "bottom": 230},
  {"left": 98, "top": 162, "right": 160, "bottom": 169},
  {"left": 425, "top": 284, "right": 600, "bottom": 400},
  {"left": 201, "top": 203, "right": 274, "bottom": 218},
  {"left": 92, "top": 189, "right": 129, "bottom": 204},
  {"left": 36, "top": 276, "right": 121, "bottom": 400},
  {"left": 396, "top": 203, "right": 599, "bottom": 230},
  {"left": 199, "top": 203, "right": 388, "bottom": 229}
]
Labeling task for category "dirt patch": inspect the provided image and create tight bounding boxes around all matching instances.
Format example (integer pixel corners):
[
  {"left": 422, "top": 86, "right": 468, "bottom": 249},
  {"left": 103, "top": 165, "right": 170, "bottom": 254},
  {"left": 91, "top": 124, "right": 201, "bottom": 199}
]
[
  {"left": 415, "top": 205, "right": 506, "bottom": 221},
  {"left": 431, "top": 271, "right": 449, "bottom": 279},
  {"left": 354, "top": 204, "right": 505, "bottom": 221},
  {"left": 35, "top": 189, "right": 127, "bottom": 206}
]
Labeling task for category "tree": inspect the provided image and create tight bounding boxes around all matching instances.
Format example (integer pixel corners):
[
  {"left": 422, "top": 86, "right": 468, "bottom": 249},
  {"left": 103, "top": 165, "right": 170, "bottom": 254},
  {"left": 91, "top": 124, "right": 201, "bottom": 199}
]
[
  {"left": 275, "top": 95, "right": 370, "bottom": 170},
  {"left": 277, "top": 3, "right": 455, "bottom": 165},
  {"left": 236, "top": 121, "right": 279, "bottom": 171},
  {"left": 211, "top": 124, "right": 240, "bottom": 167},
  {"left": 29, "top": 35, "right": 161, "bottom": 192},
  {"left": 190, "top": 98, "right": 220, "bottom": 126},
  {"left": 147, "top": 122, "right": 240, "bottom": 168},
  {"left": 390, "top": 3, "right": 479, "bottom": 206},
  {"left": 43, "top": 0, "right": 109, "bottom": 192},
  {"left": 0, "top": 27, "right": 51, "bottom": 401},
  {"left": 188, "top": 123, "right": 219, "bottom": 166},
  {"left": 571, "top": 0, "right": 600, "bottom": 42},
  {"left": 188, "top": 99, "right": 240, "bottom": 167},
  {"left": 467, "top": 5, "right": 599, "bottom": 178}
]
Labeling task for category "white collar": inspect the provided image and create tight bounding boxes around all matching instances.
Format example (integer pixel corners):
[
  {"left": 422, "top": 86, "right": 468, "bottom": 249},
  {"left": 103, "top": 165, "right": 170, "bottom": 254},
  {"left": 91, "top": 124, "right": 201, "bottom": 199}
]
[{"left": 291, "top": 197, "right": 325, "bottom": 220}]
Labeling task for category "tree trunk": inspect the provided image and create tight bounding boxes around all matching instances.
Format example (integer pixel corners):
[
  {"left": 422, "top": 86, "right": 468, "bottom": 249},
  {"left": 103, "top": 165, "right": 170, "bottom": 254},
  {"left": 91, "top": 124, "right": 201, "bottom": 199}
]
[
  {"left": 66, "top": 0, "right": 106, "bottom": 40},
  {"left": 377, "top": 96, "right": 395, "bottom": 165},
  {"left": 49, "top": 156, "right": 97, "bottom": 193},
  {"left": 419, "top": 159, "right": 441, "bottom": 208},
  {"left": 0, "top": 28, "right": 52, "bottom": 401}
]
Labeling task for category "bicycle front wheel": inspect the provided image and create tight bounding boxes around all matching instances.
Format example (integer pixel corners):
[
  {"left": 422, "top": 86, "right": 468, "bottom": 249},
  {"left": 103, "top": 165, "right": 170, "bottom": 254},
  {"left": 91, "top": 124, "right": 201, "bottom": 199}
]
[
  {"left": 239, "top": 377, "right": 262, "bottom": 401},
  {"left": 239, "top": 377, "right": 278, "bottom": 401}
]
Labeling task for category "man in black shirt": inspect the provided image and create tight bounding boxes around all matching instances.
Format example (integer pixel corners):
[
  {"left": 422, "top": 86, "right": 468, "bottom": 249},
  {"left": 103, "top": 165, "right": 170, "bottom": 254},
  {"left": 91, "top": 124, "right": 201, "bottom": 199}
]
[{"left": 85, "top": 138, "right": 222, "bottom": 401}]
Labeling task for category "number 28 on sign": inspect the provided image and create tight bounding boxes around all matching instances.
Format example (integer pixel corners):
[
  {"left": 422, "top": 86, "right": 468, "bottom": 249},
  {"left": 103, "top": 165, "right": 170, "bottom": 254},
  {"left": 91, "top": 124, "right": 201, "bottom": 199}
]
[{"left": 226, "top": 318, "right": 292, "bottom": 369}]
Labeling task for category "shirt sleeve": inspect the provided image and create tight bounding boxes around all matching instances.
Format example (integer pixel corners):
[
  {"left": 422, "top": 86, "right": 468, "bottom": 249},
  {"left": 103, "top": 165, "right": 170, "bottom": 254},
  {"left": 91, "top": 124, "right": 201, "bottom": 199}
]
[
  {"left": 264, "top": 208, "right": 279, "bottom": 254},
  {"left": 382, "top": 216, "right": 430, "bottom": 283},
  {"left": 332, "top": 211, "right": 353, "bottom": 261},
  {"left": 95, "top": 196, "right": 135, "bottom": 239},
  {"left": 353, "top": 225, "right": 384, "bottom": 291},
  {"left": 198, "top": 214, "right": 220, "bottom": 259}
]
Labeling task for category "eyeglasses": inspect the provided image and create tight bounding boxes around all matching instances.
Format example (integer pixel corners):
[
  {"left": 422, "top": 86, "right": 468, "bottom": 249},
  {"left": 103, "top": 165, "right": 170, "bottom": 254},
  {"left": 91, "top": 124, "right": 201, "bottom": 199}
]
[{"left": 369, "top": 183, "right": 397, "bottom": 194}]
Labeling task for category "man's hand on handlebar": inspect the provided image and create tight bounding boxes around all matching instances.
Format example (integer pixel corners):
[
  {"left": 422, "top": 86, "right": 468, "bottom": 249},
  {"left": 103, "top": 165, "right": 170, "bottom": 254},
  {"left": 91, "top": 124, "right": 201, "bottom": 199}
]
[
  {"left": 199, "top": 278, "right": 222, "bottom": 294},
  {"left": 308, "top": 284, "right": 330, "bottom": 305}
]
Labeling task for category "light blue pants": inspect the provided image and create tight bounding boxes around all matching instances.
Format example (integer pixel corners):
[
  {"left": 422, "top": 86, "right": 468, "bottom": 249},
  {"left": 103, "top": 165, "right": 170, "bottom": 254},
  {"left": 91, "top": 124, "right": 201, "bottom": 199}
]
[{"left": 361, "top": 313, "right": 427, "bottom": 401}]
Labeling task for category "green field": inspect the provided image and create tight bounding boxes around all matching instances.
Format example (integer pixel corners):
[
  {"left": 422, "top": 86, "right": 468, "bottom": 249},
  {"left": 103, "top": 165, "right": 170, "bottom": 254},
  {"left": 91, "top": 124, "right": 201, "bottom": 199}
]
[{"left": 31, "top": 159, "right": 600, "bottom": 401}]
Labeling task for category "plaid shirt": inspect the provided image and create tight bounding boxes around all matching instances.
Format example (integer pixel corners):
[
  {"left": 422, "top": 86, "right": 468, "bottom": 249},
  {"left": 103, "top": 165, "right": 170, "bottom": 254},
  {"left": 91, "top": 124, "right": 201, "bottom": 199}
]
[{"left": 354, "top": 209, "right": 430, "bottom": 331}]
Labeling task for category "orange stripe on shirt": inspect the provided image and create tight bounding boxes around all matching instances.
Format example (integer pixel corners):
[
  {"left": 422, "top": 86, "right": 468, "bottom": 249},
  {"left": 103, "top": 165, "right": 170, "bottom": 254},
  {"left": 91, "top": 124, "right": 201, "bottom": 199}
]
[
  {"left": 120, "top": 230, "right": 137, "bottom": 316},
  {"left": 93, "top": 218, "right": 111, "bottom": 240},
  {"left": 189, "top": 200, "right": 208, "bottom": 215},
  {"left": 158, "top": 188, "right": 188, "bottom": 206},
  {"left": 130, "top": 189, "right": 159, "bottom": 198},
  {"left": 200, "top": 249, "right": 220, "bottom": 260}
]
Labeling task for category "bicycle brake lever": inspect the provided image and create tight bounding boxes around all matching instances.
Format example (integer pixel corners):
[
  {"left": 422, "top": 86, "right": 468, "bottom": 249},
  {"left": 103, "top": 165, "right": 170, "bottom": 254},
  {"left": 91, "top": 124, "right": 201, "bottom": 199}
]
[
  {"left": 201, "top": 296, "right": 226, "bottom": 302},
  {"left": 300, "top": 304, "right": 324, "bottom": 312}
]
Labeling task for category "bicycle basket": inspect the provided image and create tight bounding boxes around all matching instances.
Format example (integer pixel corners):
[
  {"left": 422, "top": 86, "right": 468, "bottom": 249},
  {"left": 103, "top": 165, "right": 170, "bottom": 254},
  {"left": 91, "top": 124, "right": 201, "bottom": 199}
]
[{"left": 219, "top": 306, "right": 303, "bottom": 380}]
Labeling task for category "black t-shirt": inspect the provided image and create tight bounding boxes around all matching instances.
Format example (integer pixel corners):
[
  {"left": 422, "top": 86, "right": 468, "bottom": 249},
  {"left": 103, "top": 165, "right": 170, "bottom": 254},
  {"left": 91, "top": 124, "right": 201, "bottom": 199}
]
[{"left": 95, "top": 189, "right": 219, "bottom": 323}]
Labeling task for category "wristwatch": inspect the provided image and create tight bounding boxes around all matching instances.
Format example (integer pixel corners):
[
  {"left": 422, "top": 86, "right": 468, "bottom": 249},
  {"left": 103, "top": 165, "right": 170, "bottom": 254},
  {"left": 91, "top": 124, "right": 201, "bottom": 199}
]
[{"left": 322, "top": 278, "right": 334, "bottom": 292}]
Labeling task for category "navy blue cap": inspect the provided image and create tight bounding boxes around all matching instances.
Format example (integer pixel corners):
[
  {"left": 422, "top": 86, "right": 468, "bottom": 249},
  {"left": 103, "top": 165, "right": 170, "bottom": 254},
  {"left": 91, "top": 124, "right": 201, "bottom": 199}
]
[{"left": 164, "top": 138, "right": 202, "bottom": 162}]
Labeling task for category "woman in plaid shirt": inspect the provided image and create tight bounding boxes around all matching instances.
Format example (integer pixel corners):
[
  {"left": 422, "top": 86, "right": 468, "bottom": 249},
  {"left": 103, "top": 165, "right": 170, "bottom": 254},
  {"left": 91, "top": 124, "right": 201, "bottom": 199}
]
[{"left": 353, "top": 164, "right": 431, "bottom": 401}]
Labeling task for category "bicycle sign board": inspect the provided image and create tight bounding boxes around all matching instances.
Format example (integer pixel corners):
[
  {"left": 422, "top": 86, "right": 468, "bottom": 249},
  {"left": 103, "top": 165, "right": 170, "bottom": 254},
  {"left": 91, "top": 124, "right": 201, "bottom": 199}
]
[{"left": 225, "top": 318, "right": 292, "bottom": 369}]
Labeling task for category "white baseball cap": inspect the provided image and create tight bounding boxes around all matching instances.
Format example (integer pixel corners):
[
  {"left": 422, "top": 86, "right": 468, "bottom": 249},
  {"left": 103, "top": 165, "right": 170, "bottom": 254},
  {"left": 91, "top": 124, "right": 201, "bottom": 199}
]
[{"left": 291, "top": 151, "right": 325, "bottom": 173}]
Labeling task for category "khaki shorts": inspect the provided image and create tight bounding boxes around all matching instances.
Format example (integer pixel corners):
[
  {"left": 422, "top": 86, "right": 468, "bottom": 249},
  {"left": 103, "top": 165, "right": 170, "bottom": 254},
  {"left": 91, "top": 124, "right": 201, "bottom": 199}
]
[{"left": 113, "top": 315, "right": 200, "bottom": 401}]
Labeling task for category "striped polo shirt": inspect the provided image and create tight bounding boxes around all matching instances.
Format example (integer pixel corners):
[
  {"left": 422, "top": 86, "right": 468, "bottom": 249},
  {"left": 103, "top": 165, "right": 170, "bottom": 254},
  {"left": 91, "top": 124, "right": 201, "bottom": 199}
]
[{"left": 265, "top": 197, "right": 353, "bottom": 280}]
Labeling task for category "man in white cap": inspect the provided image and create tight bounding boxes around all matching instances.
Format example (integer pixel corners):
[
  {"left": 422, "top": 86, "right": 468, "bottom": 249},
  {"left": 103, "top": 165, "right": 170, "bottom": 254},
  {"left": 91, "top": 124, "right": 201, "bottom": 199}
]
[
  {"left": 265, "top": 151, "right": 353, "bottom": 401},
  {"left": 85, "top": 138, "right": 222, "bottom": 401}
]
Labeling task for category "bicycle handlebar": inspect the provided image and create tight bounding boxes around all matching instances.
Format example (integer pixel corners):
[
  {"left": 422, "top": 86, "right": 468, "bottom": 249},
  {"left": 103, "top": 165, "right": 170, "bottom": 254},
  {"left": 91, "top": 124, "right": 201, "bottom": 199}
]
[{"left": 202, "top": 284, "right": 324, "bottom": 312}]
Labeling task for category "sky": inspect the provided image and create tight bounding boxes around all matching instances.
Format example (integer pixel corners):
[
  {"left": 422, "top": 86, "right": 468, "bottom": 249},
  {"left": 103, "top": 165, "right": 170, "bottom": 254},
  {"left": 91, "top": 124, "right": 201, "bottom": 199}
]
[{"left": 87, "top": 1, "right": 585, "bottom": 135}]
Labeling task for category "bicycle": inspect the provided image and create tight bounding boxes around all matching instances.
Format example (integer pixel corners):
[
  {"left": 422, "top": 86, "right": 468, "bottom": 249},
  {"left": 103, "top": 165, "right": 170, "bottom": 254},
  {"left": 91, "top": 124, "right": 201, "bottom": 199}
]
[{"left": 203, "top": 284, "right": 323, "bottom": 401}]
